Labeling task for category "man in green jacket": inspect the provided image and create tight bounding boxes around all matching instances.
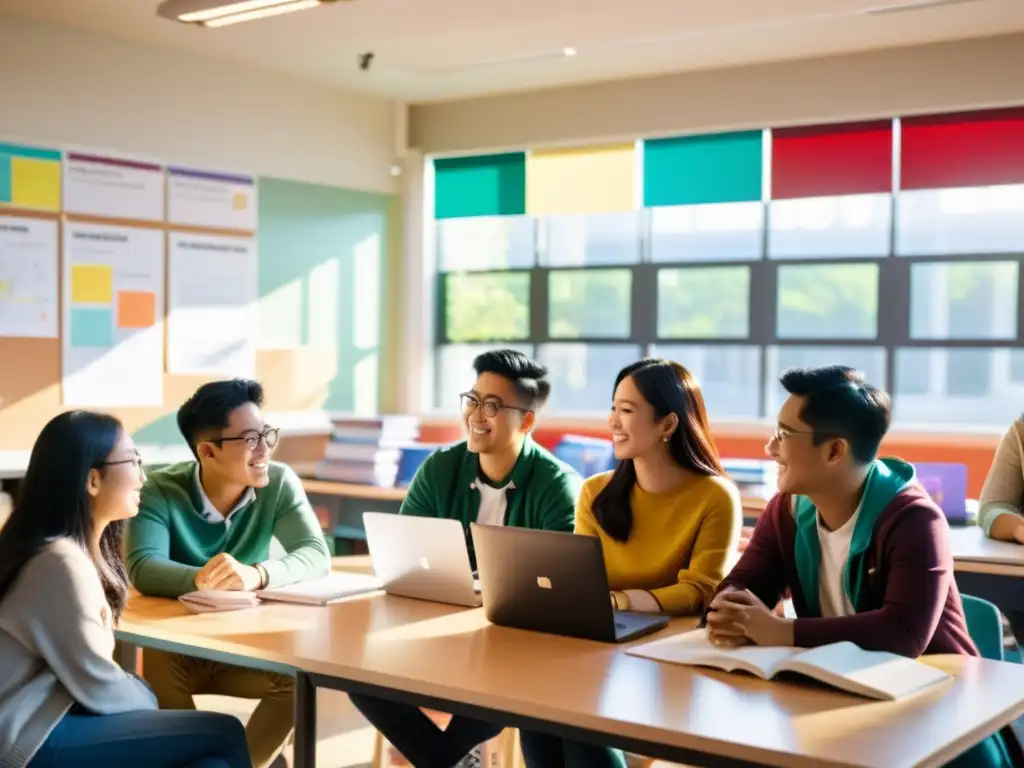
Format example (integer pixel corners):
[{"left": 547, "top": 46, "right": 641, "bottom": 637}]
[
  {"left": 125, "top": 379, "right": 330, "bottom": 768},
  {"left": 353, "top": 349, "right": 581, "bottom": 768}
]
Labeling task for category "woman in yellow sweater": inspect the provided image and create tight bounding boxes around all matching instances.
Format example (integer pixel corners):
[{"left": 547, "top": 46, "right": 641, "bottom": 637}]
[{"left": 518, "top": 358, "right": 742, "bottom": 768}]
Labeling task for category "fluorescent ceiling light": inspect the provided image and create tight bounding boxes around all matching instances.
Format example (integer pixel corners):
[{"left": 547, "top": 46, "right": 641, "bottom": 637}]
[
  {"left": 158, "top": 0, "right": 331, "bottom": 27},
  {"left": 178, "top": 0, "right": 298, "bottom": 23},
  {"left": 203, "top": 0, "right": 320, "bottom": 26}
]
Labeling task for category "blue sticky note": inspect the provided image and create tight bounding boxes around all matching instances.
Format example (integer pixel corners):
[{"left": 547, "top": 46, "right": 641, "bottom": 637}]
[
  {"left": 70, "top": 307, "right": 114, "bottom": 348},
  {"left": 0, "top": 156, "right": 12, "bottom": 204}
]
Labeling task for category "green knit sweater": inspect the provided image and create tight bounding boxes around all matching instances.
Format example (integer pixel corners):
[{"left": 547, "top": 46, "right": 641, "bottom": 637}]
[{"left": 125, "top": 460, "right": 330, "bottom": 598}]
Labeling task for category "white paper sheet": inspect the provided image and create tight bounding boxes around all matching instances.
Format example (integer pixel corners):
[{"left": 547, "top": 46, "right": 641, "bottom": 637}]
[
  {"left": 168, "top": 232, "right": 257, "bottom": 376},
  {"left": 167, "top": 167, "right": 256, "bottom": 231},
  {"left": 61, "top": 222, "right": 164, "bottom": 407},
  {"left": 0, "top": 217, "right": 58, "bottom": 338},
  {"left": 62, "top": 152, "right": 165, "bottom": 221}
]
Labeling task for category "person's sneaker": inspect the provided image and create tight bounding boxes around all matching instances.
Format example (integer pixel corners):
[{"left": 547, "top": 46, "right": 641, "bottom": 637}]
[{"left": 453, "top": 746, "right": 482, "bottom": 768}]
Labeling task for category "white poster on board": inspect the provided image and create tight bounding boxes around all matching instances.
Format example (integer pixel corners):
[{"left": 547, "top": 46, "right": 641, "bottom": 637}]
[
  {"left": 63, "top": 152, "right": 165, "bottom": 221},
  {"left": 0, "top": 217, "right": 58, "bottom": 338},
  {"left": 167, "top": 167, "right": 257, "bottom": 231},
  {"left": 62, "top": 222, "right": 164, "bottom": 407},
  {"left": 168, "top": 232, "right": 257, "bottom": 377}
]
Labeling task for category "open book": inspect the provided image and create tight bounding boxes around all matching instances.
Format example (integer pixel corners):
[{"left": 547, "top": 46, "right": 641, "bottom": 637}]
[
  {"left": 627, "top": 629, "right": 952, "bottom": 701},
  {"left": 179, "top": 590, "right": 261, "bottom": 614},
  {"left": 255, "top": 571, "right": 383, "bottom": 605}
]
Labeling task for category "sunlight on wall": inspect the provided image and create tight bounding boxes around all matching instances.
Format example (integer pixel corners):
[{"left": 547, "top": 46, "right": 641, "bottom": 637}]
[
  {"left": 258, "top": 277, "right": 303, "bottom": 348},
  {"left": 307, "top": 257, "right": 340, "bottom": 348},
  {"left": 353, "top": 233, "right": 381, "bottom": 351},
  {"left": 353, "top": 352, "right": 379, "bottom": 415}
]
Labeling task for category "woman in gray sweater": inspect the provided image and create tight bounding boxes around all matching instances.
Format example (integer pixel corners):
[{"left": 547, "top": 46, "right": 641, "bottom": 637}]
[{"left": 0, "top": 410, "right": 252, "bottom": 768}]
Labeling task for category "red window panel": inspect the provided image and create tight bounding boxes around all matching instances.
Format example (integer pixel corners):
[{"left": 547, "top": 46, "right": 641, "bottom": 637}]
[
  {"left": 772, "top": 121, "right": 893, "bottom": 199},
  {"left": 900, "top": 108, "right": 1024, "bottom": 190}
]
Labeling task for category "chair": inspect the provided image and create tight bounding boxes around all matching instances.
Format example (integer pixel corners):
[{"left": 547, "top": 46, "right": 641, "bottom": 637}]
[
  {"left": 962, "top": 593, "right": 1005, "bottom": 661},
  {"left": 552, "top": 436, "right": 615, "bottom": 478}
]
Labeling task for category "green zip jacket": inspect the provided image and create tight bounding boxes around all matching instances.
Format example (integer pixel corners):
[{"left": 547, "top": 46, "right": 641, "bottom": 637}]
[
  {"left": 125, "top": 460, "right": 331, "bottom": 598},
  {"left": 400, "top": 438, "right": 581, "bottom": 563}
]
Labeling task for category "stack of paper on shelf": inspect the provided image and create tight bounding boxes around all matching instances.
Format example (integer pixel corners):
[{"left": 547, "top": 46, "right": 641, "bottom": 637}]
[{"left": 314, "top": 415, "right": 421, "bottom": 487}]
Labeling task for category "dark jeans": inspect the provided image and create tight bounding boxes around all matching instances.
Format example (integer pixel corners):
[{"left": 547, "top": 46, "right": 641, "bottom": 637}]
[
  {"left": 349, "top": 693, "right": 503, "bottom": 768},
  {"left": 28, "top": 709, "right": 252, "bottom": 768},
  {"left": 518, "top": 731, "right": 626, "bottom": 768}
]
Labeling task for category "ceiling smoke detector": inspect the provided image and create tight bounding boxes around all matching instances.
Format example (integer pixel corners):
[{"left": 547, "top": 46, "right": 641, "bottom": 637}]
[{"left": 157, "top": 0, "right": 348, "bottom": 28}]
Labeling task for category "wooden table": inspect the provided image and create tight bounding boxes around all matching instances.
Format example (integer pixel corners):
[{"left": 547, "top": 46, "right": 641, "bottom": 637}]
[
  {"left": 117, "top": 562, "right": 1024, "bottom": 768},
  {"left": 949, "top": 526, "right": 1024, "bottom": 577}
]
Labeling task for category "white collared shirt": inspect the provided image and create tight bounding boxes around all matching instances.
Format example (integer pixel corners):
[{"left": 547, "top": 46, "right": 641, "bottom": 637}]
[{"left": 193, "top": 464, "right": 255, "bottom": 528}]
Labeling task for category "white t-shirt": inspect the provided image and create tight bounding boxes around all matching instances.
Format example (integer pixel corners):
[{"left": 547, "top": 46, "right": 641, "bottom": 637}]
[
  {"left": 816, "top": 503, "right": 862, "bottom": 618},
  {"left": 474, "top": 479, "right": 513, "bottom": 527}
]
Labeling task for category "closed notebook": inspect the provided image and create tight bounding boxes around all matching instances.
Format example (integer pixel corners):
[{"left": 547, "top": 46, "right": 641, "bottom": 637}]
[
  {"left": 627, "top": 629, "right": 952, "bottom": 701},
  {"left": 179, "top": 590, "right": 261, "bottom": 614},
  {"left": 256, "top": 572, "right": 383, "bottom": 605}
]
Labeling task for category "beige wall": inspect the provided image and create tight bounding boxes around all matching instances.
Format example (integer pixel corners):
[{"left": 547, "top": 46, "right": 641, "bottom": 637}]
[
  {"left": 410, "top": 32, "right": 1024, "bottom": 154},
  {"left": 0, "top": 15, "right": 398, "bottom": 193}
]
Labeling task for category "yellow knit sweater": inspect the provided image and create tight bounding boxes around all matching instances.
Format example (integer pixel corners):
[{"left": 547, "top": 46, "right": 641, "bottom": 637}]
[{"left": 575, "top": 470, "right": 742, "bottom": 615}]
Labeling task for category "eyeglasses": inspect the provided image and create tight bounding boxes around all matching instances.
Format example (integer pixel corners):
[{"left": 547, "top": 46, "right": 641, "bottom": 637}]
[
  {"left": 101, "top": 451, "right": 144, "bottom": 469},
  {"left": 459, "top": 393, "right": 532, "bottom": 418},
  {"left": 213, "top": 427, "right": 280, "bottom": 451},
  {"left": 772, "top": 426, "right": 841, "bottom": 443}
]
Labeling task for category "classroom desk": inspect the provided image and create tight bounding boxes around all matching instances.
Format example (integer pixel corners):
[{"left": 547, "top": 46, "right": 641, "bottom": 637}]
[
  {"left": 117, "top": 572, "right": 1024, "bottom": 768},
  {"left": 949, "top": 527, "right": 1024, "bottom": 577},
  {"left": 301, "top": 477, "right": 770, "bottom": 518}
]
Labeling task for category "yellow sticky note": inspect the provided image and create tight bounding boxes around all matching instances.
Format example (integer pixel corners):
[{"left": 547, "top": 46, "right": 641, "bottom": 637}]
[
  {"left": 71, "top": 265, "right": 114, "bottom": 304},
  {"left": 526, "top": 144, "right": 635, "bottom": 215},
  {"left": 232, "top": 191, "right": 248, "bottom": 210},
  {"left": 10, "top": 157, "right": 61, "bottom": 212}
]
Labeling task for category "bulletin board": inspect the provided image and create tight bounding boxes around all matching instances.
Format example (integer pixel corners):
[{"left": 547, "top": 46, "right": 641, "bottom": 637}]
[{"left": 0, "top": 143, "right": 393, "bottom": 450}]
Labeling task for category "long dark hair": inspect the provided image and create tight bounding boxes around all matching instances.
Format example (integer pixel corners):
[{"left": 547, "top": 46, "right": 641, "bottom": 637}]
[
  {"left": 0, "top": 411, "right": 128, "bottom": 621},
  {"left": 592, "top": 359, "right": 724, "bottom": 542}
]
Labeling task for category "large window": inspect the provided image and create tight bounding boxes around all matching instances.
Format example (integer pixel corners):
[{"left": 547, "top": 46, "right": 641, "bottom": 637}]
[{"left": 432, "top": 111, "right": 1024, "bottom": 424}]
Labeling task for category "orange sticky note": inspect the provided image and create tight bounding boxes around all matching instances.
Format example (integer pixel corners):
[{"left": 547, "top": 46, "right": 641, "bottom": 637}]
[{"left": 117, "top": 291, "right": 156, "bottom": 329}]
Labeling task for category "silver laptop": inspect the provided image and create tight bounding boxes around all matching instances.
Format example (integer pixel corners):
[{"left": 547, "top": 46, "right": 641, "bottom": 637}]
[
  {"left": 363, "top": 512, "right": 481, "bottom": 607},
  {"left": 471, "top": 524, "right": 668, "bottom": 643}
]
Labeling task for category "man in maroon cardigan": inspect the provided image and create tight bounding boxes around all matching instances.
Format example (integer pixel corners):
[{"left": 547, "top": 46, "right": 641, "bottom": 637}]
[
  {"left": 706, "top": 365, "right": 976, "bottom": 656},
  {"left": 706, "top": 365, "right": 1022, "bottom": 766}
]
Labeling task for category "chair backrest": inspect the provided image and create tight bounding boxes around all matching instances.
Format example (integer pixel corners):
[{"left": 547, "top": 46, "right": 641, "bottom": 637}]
[
  {"left": 552, "top": 435, "right": 616, "bottom": 478},
  {"left": 961, "top": 593, "right": 1005, "bottom": 661}
]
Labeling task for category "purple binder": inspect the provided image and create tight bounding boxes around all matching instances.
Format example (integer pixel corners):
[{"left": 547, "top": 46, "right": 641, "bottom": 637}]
[{"left": 915, "top": 462, "right": 968, "bottom": 523}]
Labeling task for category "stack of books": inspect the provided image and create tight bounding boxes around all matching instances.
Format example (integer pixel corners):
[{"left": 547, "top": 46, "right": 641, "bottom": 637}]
[
  {"left": 722, "top": 458, "right": 777, "bottom": 501},
  {"left": 314, "top": 415, "right": 421, "bottom": 487}
]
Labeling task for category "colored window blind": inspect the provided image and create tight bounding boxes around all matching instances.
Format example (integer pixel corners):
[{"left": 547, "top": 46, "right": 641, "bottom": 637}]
[
  {"left": 0, "top": 143, "right": 62, "bottom": 212},
  {"left": 643, "top": 131, "right": 762, "bottom": 207},
  {"left": 526, "top": 144, "right": 635, "bottom": 215},
  {"left": 771, "top": 121, "right": 893, "bottom": 199},
  {"left": 900, "top": 109, "right": 1024, "bottom": 190},
  {"left": 434, "top": 152, "right": 526, "bottom": 219}
]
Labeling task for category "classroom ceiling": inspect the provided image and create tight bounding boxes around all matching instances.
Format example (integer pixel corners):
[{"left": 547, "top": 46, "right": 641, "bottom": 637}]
[{"left": 2, "top": 0, "right": 1024, "bottom": 102}]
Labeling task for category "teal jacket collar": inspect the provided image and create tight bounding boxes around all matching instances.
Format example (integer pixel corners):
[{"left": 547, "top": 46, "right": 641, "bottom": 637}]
[{"left": 793, "top": 457, "right": 915, "bottom": 616}]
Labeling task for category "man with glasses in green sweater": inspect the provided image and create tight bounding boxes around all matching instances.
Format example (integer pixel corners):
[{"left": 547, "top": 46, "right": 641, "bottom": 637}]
[
  {"left": 125, "top": 379, "right": 330, "bottom": 768},
  {"left": 350, "top": 349, "right": 581, "bottom": 768}
]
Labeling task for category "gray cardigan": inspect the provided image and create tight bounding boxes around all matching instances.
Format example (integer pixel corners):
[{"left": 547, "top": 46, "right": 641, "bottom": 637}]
[{"left": 0, "top": 538, "right": 156, "bottom": 768}]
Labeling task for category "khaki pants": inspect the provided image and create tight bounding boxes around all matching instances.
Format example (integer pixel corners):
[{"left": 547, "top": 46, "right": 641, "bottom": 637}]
[{"left": 143, "top": 648, "right": 294, "bottom": 768}]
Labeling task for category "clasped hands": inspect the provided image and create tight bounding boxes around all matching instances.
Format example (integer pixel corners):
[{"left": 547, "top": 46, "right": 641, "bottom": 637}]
[
  {"left": 705, "top": 587, "right": 794, "bottom": 648},
  {"left": 194, "top": 553, "right": 262, "bottom": 592}
]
